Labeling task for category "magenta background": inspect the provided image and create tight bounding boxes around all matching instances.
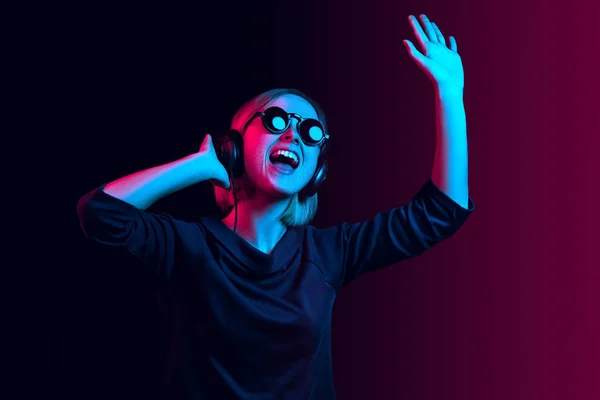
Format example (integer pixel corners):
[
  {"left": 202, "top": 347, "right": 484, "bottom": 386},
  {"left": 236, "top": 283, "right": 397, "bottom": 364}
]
[{"left": 272, "top": 0, "right": 600, "bottom": 398}]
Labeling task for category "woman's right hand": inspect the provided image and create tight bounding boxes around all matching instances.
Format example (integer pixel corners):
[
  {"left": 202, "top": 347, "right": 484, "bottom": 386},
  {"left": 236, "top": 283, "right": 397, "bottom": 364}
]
[{"left": 199, "top": 134, "right": 231, "bottom": 189}]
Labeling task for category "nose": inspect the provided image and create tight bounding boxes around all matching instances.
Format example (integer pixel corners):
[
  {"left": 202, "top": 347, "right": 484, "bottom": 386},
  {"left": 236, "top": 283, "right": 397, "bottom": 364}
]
[{"left": 282, "top": 122, "right": 301, "bottom": 144}]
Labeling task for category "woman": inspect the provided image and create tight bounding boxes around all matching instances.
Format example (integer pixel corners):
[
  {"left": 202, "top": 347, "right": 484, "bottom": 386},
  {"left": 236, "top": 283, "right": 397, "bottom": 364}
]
[{"left": 77, "top": 14, "right": 474, "bottom": 400}]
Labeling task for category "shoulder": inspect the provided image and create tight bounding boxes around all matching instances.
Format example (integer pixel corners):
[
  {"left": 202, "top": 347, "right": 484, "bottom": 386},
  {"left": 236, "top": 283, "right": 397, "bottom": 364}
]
[
  {"left": 304, "top": 224, "right": 348, "bottom": 249},
  {"left": 148, "top": 212, "right": 210, "bottom": 258}
]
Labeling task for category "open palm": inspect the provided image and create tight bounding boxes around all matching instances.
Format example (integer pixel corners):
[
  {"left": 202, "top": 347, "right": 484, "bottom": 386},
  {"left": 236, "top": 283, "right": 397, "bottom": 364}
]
[{"left": 404, "top": 14, "right": 465, "bottom": 93}]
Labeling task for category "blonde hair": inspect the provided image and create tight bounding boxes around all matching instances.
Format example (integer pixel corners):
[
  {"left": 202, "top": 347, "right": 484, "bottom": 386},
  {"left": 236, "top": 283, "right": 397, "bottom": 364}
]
[{"left": 213, "top": 88, "right": 329, "bottom": 227}]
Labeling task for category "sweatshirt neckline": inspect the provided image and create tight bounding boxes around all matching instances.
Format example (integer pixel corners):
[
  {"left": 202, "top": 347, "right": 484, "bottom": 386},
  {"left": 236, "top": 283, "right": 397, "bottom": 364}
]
[{"left": 200, "top": 216, "right": 304, "bottom": 276}]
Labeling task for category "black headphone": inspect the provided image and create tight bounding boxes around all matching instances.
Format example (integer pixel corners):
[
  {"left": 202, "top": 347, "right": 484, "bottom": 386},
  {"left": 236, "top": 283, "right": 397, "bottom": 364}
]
[{"left": 214, "top": 128, "right": 329, "bottom": 199}]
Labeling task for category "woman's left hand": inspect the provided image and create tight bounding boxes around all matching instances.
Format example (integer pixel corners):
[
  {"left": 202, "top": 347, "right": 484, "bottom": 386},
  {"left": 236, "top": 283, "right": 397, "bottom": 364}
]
[{"left": 404, "top": 14, "right": 465, "bottom": 94}]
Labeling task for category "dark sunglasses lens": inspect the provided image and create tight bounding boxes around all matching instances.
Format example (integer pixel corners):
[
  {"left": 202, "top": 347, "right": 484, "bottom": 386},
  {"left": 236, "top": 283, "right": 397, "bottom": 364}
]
[
  {"left": 263, "top": 107, "right": 289, "bottom": 132},
  {"left": 300, "top": 119, "right": 325, "bottom": 144}
]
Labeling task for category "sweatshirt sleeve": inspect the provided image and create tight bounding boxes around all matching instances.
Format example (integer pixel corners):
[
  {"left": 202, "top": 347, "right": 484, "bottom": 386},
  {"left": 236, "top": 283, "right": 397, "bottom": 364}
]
[
  {"left": 337, "top": 179, "right": 475, "bottom": 288},
  {"left": 76, "top": 185, "right": 194, "bottom": 281}
]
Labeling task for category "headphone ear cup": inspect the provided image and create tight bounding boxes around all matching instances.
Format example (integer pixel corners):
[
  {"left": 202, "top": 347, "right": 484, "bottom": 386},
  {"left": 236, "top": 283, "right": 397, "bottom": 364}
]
[
  {"left": 299, "top": 158, "right": 328, "bottom": 199},
  {"left": 214, "top": 129, "right": 245, "bottom": 179}
]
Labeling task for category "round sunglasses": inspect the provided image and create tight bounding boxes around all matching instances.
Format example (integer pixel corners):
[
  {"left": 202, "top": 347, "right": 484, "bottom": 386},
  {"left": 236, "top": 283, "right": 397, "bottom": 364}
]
[{"left": 243, "top": 106, "right": 329, "bottom": 147}]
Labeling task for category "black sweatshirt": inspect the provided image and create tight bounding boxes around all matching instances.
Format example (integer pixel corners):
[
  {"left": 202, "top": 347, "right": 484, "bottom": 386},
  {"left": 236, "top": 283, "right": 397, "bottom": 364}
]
[{"left": 76, "top": 179, "right": 475, "bottom": 399}]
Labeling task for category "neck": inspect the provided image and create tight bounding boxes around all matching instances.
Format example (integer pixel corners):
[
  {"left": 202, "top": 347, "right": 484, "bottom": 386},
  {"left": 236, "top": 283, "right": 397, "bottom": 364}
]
[{"left": 221, "top": 192, "right": 292, "bottom": 254}]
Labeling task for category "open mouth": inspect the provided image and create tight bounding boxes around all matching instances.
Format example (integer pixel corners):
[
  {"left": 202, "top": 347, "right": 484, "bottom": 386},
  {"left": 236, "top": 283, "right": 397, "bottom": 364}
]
[{"left": 269, "top": 149, "right": 300, "bottom": 171}]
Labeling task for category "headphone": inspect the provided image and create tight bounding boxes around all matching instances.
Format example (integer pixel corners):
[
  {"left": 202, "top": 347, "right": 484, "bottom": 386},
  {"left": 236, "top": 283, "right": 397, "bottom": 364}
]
[{"left": 214, "top": 128, "right": 329, "bottom": 231}]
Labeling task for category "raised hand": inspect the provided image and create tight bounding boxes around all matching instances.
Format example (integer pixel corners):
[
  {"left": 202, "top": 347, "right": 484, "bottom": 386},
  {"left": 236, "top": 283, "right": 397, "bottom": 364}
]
[{"left": 404, "top": 14, "right": 464, "bottom": 94}]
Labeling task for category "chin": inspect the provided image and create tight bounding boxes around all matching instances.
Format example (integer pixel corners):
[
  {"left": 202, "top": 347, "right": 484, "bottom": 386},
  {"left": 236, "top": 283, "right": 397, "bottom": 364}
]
[
  {"left": 264, "top": 184, "right": 299, "bottom": 200},
  {"left": 248, "top": 163, "right": 311, "bottom": 199},
  {"left": 257, "top": 179, "right": 305, "bottom": 200}
]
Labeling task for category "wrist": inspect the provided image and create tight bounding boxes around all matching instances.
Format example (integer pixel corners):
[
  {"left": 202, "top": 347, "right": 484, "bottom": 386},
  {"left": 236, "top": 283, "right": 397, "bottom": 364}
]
[
  {"left": 181, "top": 152, "right": 220, "bottom": 183},
  {"left": 435, "top": 85, "right": 464, "bottom": 101}
]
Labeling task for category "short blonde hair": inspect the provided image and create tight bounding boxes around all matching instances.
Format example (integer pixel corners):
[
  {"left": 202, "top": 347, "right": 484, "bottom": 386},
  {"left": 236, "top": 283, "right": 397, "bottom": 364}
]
[{"left": 213, "top": 88, "right": 329, "bottom": 227}]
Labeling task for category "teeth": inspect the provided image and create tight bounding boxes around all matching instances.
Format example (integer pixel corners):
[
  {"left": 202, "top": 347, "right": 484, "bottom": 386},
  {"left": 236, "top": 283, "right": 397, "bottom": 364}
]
[{"left": 271, "top": 149, "right": 299, "bottom": 164}]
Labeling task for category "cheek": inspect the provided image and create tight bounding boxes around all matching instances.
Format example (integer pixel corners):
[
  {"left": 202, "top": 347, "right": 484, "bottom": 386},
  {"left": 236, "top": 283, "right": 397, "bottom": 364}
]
[
  {"left": 304, "top": 152, "right": 321, "bottom": 175},
  {"left": 243, "top": 137, "right": 268, "bottom": 168}
]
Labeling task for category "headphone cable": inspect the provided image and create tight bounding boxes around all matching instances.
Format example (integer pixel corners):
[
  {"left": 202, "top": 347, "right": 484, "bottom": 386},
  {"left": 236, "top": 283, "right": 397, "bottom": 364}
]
[{"left": 232, "top": 177, "right": 238, "bottom": 233}]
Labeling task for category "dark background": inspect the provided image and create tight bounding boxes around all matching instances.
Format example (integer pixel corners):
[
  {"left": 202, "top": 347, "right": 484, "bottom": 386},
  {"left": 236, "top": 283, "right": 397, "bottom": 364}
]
[{"left": 28, "top": 0, "right": 600, "bottom": 399}]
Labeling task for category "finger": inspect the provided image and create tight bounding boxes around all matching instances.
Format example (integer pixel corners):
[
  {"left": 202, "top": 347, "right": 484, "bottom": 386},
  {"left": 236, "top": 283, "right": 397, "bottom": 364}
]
[
  {"left": 419, "top": 14, "right": 438, "bottom": 43},
  {"left": 403, "top": 40, "right": 431, "bottom": 69},
  {"left": 203, "top": 133, "right": 216, "bottom": 151},
  {"left": 408, "top": 15, "right": 429, "bottom": 51},
  {"left": 431, "top": 22, "right": 446, "bottom": 47},
  {"left": 201, "top": 133, "right": 210, "bottom": 146},
  {"left": 449, "top": 36, "right": 458, "bottom": 52},
  {"left": 210, "top": 178, "right": 230, "bottom": 190}
]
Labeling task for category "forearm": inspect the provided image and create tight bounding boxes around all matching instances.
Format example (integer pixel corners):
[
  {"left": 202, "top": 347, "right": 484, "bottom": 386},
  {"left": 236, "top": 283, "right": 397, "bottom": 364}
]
[
  {"left": 431, "top": 88, "right": 469, "bottom": 209},
  {"left": 103, "top": 152, "right": 215, "bottom": 210}
]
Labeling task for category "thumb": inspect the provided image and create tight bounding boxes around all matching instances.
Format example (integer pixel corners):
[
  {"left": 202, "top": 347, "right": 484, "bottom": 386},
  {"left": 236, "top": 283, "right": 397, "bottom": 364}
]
[
  {"left": 201, "top": 133, "right": 213, "bottom": 150},
  {"left": 403, "top": 40, "right": 429, "bottom": 67}
]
